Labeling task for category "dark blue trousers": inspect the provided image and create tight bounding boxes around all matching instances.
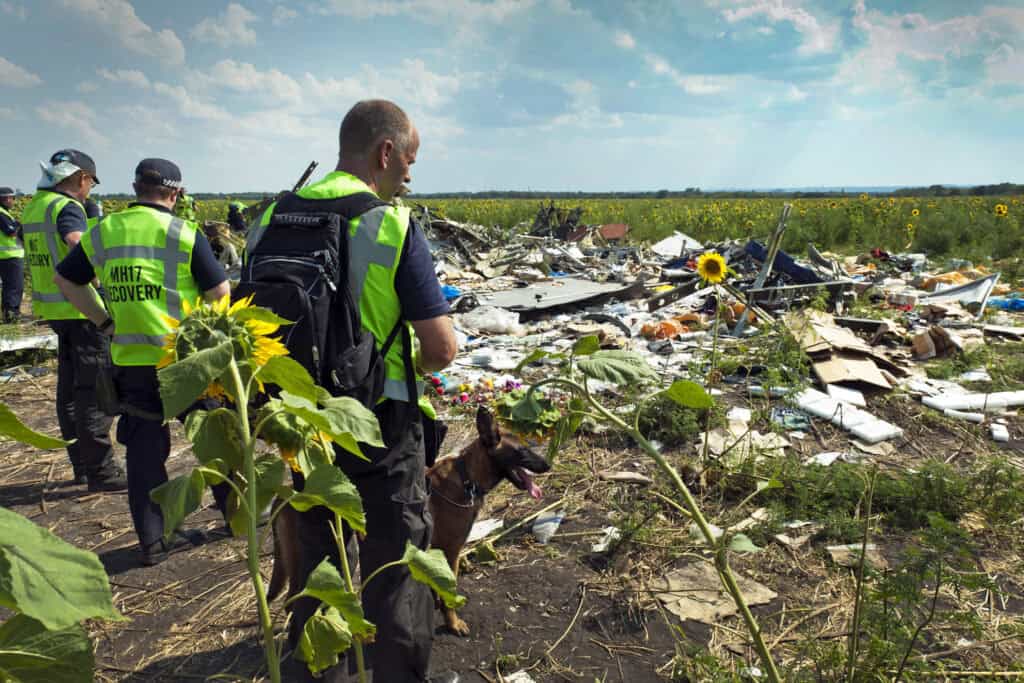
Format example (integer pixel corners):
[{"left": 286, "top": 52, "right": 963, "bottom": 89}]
[
  {"left": 0, "top": 257, "right": 23, "bottom": 318},
  {"left": 115, "top": 365, "right": 229, "bottom": 547}
]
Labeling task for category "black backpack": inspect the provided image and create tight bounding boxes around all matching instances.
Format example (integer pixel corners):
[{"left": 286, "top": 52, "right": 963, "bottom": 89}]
[{"left": 235, "top": 191, "right": 410, "bottom": 408}]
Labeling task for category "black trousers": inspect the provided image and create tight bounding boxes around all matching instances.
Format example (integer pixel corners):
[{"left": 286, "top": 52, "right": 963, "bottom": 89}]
[
  {"left": 0, "top": 257, "right": 23, "bottom": 316},
  {"left": 290, "top": 400, "right": 434, "bottom": 683},
  {"left": 50, "top": 319, "right": 117, "bottom": 480},
  {"left": 114, "top": 365, "right": 230, "bottom": 548}
]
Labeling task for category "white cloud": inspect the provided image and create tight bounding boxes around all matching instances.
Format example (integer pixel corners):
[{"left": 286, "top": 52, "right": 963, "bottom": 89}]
[
  {"left": 313, "top": 0, "right": 530, "bottom": 23},
  {"left": 76, "top": 82, "right": 99, "bottom": 93},
  {"left": 985, "top": 43, "right": 1024, "bottom": 86},
  {"left": 272, "top": 5, "right": 297, "bottom": 25},
  {"left": 191, "top": 57, "right": 462, "bottom": 112},
  {"left": 35, "top": 101, "right": 108, "bottom": 147},
  {"left": 97, "top": 68, "right": 151, "bottom": 89},
  {"left": 0, "top": 56, "right": 41, "bottom": 87},
  {"left": 57, "top": 0, "right": 185, "bottom": 64},
  {"left": 785, "top": 84, "right": 808, "bottom": 101},
  {"left": 722, "top": 0, "right": 838, "bottom": 55},
  {"left": 113, "top": 105, "right": 180, "bottom": 140},
  {"left": 0, "top": 1, "right": 26, "bottom": 20},
  {"left": 837, "top": 2, "right": 1024, "bottom": 94},
  {"left": 192, "top": 3, "right": 259, "bottom": 48},
  {"left": 197, "top": 60, "right": 302, "bottom": 102},
  {"left": 613, "top": 31, "right": 636, "bottom": 50},
  {"left": 644, "top": 54, "right": 729, "bottom": 95},
  {"left": 311, "top": 0, "right": 532, "bottom": 40},
  {"left": 0, "top": 107, "right": 15, "bottom": 120},
  {"left": 152, "top": 82, "right": 230, "bottom": 121}
]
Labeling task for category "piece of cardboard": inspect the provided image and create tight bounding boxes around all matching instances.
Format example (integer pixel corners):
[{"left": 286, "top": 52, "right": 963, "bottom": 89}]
[{"left": 812, "top": 352, "right": 892, "bottom": 389}]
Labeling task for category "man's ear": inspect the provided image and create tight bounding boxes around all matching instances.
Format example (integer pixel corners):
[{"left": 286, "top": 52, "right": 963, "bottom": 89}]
[{"left": 378, "top": 139, "right": 394, "bottom": 169}]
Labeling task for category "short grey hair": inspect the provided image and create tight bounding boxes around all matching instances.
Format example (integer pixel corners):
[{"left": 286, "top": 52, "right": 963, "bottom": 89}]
[{"left": 338, "top": 99, "right": 412, "bottom": 159}]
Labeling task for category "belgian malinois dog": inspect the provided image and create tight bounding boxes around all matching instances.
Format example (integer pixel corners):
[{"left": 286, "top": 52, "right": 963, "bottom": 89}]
[
  {"left": 426, "top": 406, "right": 551, "bottom": 635},
  {"left": 265, "top": 407, "right": 551, "bottom": 638}
]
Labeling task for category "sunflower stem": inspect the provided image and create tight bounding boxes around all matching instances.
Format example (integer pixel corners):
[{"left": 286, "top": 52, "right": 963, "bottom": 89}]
[
  {"left": 228, "top": 359, "right": 281, "bottom": 683},
  {"left": 529, "top": 375, "right": 782, "bottom": 683}
]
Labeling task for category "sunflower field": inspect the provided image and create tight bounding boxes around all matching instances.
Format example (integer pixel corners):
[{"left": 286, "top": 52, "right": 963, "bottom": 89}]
[
  {"left": 413, "top": 195, "right": 1024, "bottom": 263},
  {"left": 16, "top": 194, "right": 1023, "bottom": 266}
]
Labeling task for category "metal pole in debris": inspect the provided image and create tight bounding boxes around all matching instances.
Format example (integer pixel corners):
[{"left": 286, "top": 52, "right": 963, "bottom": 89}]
[{"left": 733, "top": 203, "right": 791, "bottom": 336}]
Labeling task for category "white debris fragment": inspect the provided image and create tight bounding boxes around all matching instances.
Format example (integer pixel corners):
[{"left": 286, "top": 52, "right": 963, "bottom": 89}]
[
  {"left": 991, "top": 423, "right": 1010, "bottom": 442},
  {"left": 943, "top": 409, "right": 985, "bottom": 423},
  {"left": 590, "top": 526, "right": 622, "bottom": 553},
  {"left": 794, "top": 388, "right": 903, "bottom": 443},
  {"left": 466, "top": 518, "right": 504, "bottom": 544},
  {"left": 826, "top": 384, "right": 866, "bottom": 407}
]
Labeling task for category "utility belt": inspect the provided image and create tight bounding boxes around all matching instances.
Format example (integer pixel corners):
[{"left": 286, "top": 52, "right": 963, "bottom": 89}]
[{"left": 95, "top": 368, "right": 163, "bottom": 421}]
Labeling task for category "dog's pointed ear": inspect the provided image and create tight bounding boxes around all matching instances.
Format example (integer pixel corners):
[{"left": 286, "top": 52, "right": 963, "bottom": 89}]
[{"left": 476, "top": 406, "right": 501, "bottom": 449}]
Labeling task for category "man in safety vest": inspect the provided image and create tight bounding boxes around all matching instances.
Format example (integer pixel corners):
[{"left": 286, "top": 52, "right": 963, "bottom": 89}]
[
  {"left": 255, "top": 100, "right": 457, "bottom": 683},
  {"left": 0, "top": 187, "right": 25, "bottom": 322},
  {"left": 174, "top": 188, "right": 197, "bottom": 221},
  {"left": 55, "top": 158, "right": 232, "bottom": 566},
  {"left": 22, "top": 150, "right": 126, "bottom": 489},
  {"left": 226, "top": 200, "right": 247, "bottom": 233}
]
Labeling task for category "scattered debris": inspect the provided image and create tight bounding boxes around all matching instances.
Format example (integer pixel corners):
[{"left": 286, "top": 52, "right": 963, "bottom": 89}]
[
  {"left": 652, "top": 561, "right": 777, "bottom": 624},
  {"left": 826, "top": 543, "right": 888, "bottom": 570},
  {"left": 532, "top": 510, "right": 565, "bottom": 544}
]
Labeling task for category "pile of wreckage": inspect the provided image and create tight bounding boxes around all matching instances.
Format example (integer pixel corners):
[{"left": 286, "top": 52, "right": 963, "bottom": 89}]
[{"left": 418, "top": 203, "right": 1024, "bottom": 448}]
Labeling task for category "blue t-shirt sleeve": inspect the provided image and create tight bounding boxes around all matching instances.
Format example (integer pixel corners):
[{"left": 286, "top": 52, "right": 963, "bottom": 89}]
[
  {"left": 0, "top": 212, "right": 19, "bottom": 237},
  {"left": 55, "top": 243, "right": 96, "bottom": 285},
  {"left": 190, "top": 232, "right": 228, "bottom": 292},
  {"left": 56, "top": 203, "right": 88, "bottom": 242},
  {"left": 394, "top": 216, "right": 449, "bottom": 321}
]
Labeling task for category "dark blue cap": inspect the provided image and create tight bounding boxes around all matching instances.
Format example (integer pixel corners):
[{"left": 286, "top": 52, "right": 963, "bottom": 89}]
[
  {"left": 134, "top": 158, "right": 182, "bottom": 189},
  {"left": 50, "top": 149, "right": 99, "bottom": 184},
  {"left": 0, "top": 187, "right": 14, "bottom": 197}
]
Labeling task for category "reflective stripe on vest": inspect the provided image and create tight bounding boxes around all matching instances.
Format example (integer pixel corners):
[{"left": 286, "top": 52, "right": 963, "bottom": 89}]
[
  {"left": 0, "top": 207, "right": 23, "bottom": 259},
  {"left": 21, "top": 192, "right": 88, "bottom": 320},
  {"left": 265, "top": 171, "right": 425, "bottom": 403},
  {"left": 82, "top": 206, "right": 200, "bottom": 366},
  {"left": 89, "top": 216, "right": 191, "bottom": 320}
]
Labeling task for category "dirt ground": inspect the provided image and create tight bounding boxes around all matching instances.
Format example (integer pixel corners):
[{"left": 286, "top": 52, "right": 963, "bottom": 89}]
[
  {"left": 2, "top": 330, "right": 1024, "bottom": 681},
  {"left": 0, "top": 356, "right": 683, "bottom": 682}
]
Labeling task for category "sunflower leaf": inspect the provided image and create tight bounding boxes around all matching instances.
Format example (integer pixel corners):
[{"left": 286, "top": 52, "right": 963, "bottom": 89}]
[
  {"left": 158, "top": 339, "right": 234, "bottom": 419},
  {"left": 259, "top": 356, "right": 317, "bottom": 403},
  {"left": 578, "top": 350, "right": 658, "bottom": 385}
]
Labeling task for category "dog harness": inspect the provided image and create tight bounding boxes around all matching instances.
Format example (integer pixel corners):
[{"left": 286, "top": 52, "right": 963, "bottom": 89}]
[{"left": 428, "top": 457, "right": 483, "bottom": 509}]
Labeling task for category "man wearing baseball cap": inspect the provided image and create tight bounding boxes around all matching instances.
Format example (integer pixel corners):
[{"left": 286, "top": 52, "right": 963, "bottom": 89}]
[
  {"left": 0, "top": 187, "right": 25, "bottom": 322},
  {"left": 56, "top": 158, "right": 232, "bottom": 565},
  {"left": 22, "top": 149, "right": 126, "bottom": 490}
]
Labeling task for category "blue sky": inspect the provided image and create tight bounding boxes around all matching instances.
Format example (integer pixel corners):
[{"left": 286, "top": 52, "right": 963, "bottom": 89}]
[{"left": 1, "top": 0, "right": 1022, "bottom": 193}]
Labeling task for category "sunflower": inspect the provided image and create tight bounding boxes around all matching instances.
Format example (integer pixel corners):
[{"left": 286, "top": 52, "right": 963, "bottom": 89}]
[
  {"left": 697, "top": 252, "right": 728, "bottom": 284},
  {"left": 911, "top": 208, "right": 920, "bottom": 217},
  {"left": 906, "top": 222, "right": 914, "bottom": 231},
  {"left": 995, "top": 204, "right": 1009, "bottom": 217},
  {"left": 279, "top": 446, "right": 301, "bottom": 473},
  {"left": 859, "top": 193, "right": 869, "bottom": 201}
]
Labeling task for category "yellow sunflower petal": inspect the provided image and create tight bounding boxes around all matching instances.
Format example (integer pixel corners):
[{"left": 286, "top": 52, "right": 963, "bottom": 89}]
[
  {"left": 156, "top": 352, "right": 174, "bottom": 369},
  {"left": 229, "top": 294, "right": 255, "bottom": 315},
  {"left": 696, "top": 252, "right": 728, "bottom": 284},
  {"left": 181, "top": 297, "right": 193, "bottom": 317},
  {"left": 212, "top": 295, "right": 230, "bottom": 315},
  {"left": 280, "top": 447, "right": 301, "bottom": 473},
  {"left": 162, "top": 314, "right": 181, "bottom": 329},
  {"left": 253, "top": 336, "right": 288, "bottom": 366},
  {"left": 246, "top": 318, "right": 281, "bottom": 337}
]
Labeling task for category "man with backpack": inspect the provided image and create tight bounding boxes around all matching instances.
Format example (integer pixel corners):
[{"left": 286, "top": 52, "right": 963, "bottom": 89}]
[
  {"left": 241, "top": 100, "right": 457, "bottom": 683},
  {"left": 54, "top": 158, "right": 232, "bottom": 566}
]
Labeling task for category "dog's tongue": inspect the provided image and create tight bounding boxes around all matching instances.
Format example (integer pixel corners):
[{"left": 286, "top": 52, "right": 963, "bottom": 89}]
[{"left": 516, "top": 468, "right": 543, "bottom": 499}]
